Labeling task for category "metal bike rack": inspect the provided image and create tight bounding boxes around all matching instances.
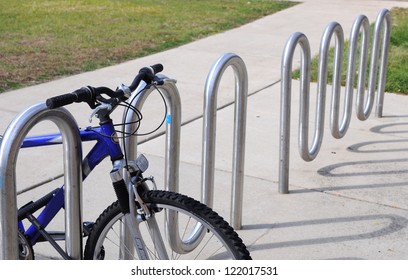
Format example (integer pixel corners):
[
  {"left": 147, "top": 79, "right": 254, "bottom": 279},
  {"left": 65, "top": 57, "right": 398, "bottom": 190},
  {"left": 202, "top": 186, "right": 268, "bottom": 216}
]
[
  {"left": 123, "top": 76, "right": 181, "bottom": 193},
  {"left": 0, "top": 102, "right": 83, "bottom": 259},
  {"left": 202, "top": 53, "right": 248, "bottom": 229},
  {"left": 122, "top": 76, "right": 182, "bottom": 258},
  {"left": 121, "top": 55, "right": 248, "bottom": 251},
  {"left": 279, "top": 8, "right": 392, "bottom": 194},
  {"left": 372, "top": 9, "right": 392, "bottom": 118}
]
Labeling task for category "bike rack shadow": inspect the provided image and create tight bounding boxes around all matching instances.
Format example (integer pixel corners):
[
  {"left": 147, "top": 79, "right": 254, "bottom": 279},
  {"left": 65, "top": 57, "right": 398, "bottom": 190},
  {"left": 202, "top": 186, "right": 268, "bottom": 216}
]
[
  {"left": 0, "top": 103, "right": 83, "bottom": 260},
  {"left": 348, "top": 139, "right": 408, "bottom": 154},
  {"left": 244, "top": 214, "right": 408, "bottom": 257},
  {"left": 291, "top": 180, "right": 408, "bottom": 194},
  {"left": 279, "top": 9, "right": 391, "bottom": 194},
  {"left": 313, "top": 120, "right": 408, "bottom": 193},
  {"left": 318, "top": 158, "right": 408, "bottom": 178},
  {"left": 370, "top": 122, "right": 408, "bottom": 134}
]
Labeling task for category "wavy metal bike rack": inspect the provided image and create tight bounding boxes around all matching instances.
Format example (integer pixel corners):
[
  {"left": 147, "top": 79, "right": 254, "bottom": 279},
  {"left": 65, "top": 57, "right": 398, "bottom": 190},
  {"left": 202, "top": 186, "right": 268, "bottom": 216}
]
[
  {"left": 202, "top": 53, "right": 248, "bottom": 230},
  {"left": 0, "top": 103, "right": 83, "bottom": 259},
  {"left": 279, "top": 8, "right": 391, "bottom": 194}
]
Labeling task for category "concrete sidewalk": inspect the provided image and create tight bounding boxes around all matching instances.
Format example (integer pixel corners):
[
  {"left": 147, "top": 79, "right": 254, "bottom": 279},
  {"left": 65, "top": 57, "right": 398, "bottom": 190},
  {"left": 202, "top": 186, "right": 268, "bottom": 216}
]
[{"left": 1, "top": 0, "right": 408, "bottom": 259}]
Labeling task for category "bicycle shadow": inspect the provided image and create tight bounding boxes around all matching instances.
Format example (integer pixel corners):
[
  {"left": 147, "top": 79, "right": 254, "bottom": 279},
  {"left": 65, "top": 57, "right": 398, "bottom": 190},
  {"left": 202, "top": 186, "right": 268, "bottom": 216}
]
[{"left": 244, "top": 214, "right": 408, "bottom": 255}]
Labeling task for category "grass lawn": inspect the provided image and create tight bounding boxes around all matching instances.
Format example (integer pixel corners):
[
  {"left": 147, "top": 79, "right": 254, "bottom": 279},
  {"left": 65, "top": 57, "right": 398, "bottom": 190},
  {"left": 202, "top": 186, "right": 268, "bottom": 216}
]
[
  {"left": 0, "top": 0, "right": 296, "bottom": 93},
  {"left": 386, "top": 8, "right": 408, "bottom": 94},
  {"left": 293, "top": 8, "right": 408, "bottom": 94}
]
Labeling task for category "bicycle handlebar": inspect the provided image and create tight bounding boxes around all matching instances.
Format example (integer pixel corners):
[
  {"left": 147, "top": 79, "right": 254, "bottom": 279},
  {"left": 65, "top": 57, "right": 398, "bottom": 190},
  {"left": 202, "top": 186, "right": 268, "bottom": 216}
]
[
  {"left": 46, "top": 64, "right": 163, "bottom": 109},
  {"left": 45, "top": 87, "right": 94, "bottom": 109}
]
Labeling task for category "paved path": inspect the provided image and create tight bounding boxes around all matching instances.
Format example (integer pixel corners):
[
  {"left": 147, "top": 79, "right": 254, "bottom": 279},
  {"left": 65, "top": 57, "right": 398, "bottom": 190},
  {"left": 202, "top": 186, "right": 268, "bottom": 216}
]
[{"left": 1, "top": 0, "right": 408, "bottom": 259}]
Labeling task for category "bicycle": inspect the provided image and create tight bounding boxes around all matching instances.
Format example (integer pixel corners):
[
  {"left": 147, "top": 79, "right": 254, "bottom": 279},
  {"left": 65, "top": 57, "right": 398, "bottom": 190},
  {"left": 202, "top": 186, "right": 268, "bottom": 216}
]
[{"left": 16, "top": 64, "right": 251, "bottom": 260}]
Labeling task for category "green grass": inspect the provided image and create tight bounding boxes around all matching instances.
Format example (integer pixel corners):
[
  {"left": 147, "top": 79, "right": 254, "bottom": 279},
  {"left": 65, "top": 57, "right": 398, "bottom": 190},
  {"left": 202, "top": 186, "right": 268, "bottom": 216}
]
[
  {"left": 0, "top": 0, "right": 297, "bottom": 93},
  {"left": 386, "top": 8, "right": 408, "bottom": 94},
  {"left": 292, "top": 8, "right": 408, "bottom": 94}
]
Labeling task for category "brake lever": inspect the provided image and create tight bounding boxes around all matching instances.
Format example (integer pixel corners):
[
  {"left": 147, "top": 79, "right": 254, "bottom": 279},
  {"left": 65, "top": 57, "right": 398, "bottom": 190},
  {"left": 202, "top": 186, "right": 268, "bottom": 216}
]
[
  {"left": 89, "top": 103, "right": 112, "bottom": 123},
  {"left": 153, "top": 76, "right": 165, "bottom": 86},
  {"left": 144, "top": 77, "right": 165, "bottom": 90}
]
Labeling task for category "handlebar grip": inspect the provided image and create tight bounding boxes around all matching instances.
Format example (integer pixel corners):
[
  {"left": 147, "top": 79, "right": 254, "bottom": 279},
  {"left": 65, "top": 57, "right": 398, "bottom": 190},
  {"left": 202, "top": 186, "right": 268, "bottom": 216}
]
[
  {"left": 139, "top": 64, "right": 164, "bottom": 75},
  {"left": 129, "top": 64, "right": 164, "bottom": 92},
  {"left": 46, "top": 87, "right": 92, "bottom": 109},
  {"left": 46, "top": 93, "right": 77, "bottom": 109},
  {"left": 150, "top": 63, "right": 164, "bottom": 74}
]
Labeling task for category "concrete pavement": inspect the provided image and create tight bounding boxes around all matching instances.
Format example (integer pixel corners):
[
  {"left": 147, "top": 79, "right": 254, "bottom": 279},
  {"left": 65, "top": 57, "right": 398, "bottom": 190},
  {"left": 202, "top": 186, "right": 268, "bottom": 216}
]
[{"left": 1, "top": 0, "right": 408, "bottom": 259}]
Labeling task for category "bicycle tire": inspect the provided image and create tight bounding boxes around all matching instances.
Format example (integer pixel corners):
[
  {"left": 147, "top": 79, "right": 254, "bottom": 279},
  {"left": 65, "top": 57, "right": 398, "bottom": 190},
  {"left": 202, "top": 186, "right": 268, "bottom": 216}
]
[{"left": 84, "top": 190, "right": 251, "bottom": 260}]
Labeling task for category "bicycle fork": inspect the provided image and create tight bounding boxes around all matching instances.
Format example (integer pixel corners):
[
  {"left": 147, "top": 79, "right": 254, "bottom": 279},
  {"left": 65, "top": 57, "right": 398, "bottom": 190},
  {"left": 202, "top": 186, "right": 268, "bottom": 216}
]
[{"left": 110, "top": 155, "right": 168, "bottom": 260}]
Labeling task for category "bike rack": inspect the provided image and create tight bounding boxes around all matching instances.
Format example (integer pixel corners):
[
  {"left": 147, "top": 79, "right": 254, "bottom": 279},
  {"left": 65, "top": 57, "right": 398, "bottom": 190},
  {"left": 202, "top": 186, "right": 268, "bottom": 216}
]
[
  {"left": 122, "top": 76, "right": 182, "bottom": 258},
  {"left": 122, "top": 55, "right": 248, "bottom": 250},
  {"left": 279, "top": 8, "right": 392, "bottom": 194},
  {"left": 0, "top": 103, "right": 83, "bottom": 259},
  {"left": 372, "top": 9, "right": 392, "bottom": 118},
  {"left": 123, "top": 76, "right": 181, "bottom": 193},
  {"left": 202, "top": 53, "right": 248, "bottom": 229}
]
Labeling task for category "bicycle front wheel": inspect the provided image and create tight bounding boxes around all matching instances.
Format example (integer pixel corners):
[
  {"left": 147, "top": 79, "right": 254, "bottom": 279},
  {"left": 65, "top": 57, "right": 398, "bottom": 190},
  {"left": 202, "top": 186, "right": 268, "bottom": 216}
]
[{"left": 84, "top": 190, "right": 251, "bottom": 260}]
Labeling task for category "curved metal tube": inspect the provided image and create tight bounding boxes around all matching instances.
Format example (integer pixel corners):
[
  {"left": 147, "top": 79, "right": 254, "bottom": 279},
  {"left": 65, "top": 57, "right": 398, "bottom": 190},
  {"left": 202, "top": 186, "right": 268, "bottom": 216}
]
[
  {"left": 0, "top": 103, "right": 83, "bottom": 259},
  {"left": 279, "top": 25, "right": 347, "bottom": 194},
  {"left": 278, "top": 9, "right": 392, "bottom": 194},
  {"left": 354, "top": 16, "right": 374, "bottom": 121},
  {"left": 123, "top": 77, "right": 181, "bottom": 195},
  {"left": 123, "top": 77, "right": 203, "bottom": 254},
  {"left": 333, "top": 15, "right": 369, "bottom": 138},
  {"left": 202, "top": 53, "right": 248, "bottom": 230},
  {"left": 374, "top": 9, "right": 392, "bottom": 118},
  {"left": 355, "top": 9, "right": 391, "bottom": 120},
  {"left": 279, "top": 32, "right": 311, "bottom": 194},
  {"left": 299, "top": 22, "right": 345, "bottom": 161},
  {"left": 321, "top": 23, "right": 345, "bottom": 140}
]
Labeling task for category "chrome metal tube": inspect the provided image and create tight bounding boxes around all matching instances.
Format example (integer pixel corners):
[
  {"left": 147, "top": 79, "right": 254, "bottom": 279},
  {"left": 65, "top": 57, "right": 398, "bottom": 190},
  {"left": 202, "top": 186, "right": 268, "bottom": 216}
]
[
  {"left": 299, "top": 22, "right": 345, "bottom": 161},
  {"left": 122, "top": 77, "right": 185, "bottom": 254},
  {"left": 0, "top": 103, "right": 82, "bottom": 259},
  {"left": 279, "top": 32, "right": 311, "bottom": 194},
  {"left": 202, "top": 53, "right": 248, "bottom": 229},
  {"left": 355, "top": 16, "right": 375, "bottom": 121},
  {"left": 122, "top": 77, "right": 181, "bottom": 194},
  {"left": 374, "top": 9, "right": 392, "bottom": 118},
  {"left": 278, "top": 9, "right": 391, "bottom": 194},
  {"left": 333, "top": 15, "right": 369, "bottom": 137}
]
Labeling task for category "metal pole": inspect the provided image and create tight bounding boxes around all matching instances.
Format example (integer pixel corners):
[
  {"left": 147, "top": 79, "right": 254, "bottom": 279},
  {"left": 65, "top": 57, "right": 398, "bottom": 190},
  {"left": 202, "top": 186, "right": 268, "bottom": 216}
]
[
  {"left": 357, "top": 24, "right": 374, "bottom": 119},
  {"left": 122, "top": 77, "right": 183, "bottom": 255},
  {"left": 298, "top": 22, "right": 345, "bottom": 161},
  {"left": 123, "top": 76, "right": 181, "bottom": 193},
  {"left": 374, "top": 9, "right": 392, "bottom": 118},
  {"left": 279, "top": 32, "right": 311, "bottom": 194},
  {"left": 202, "top": 53, "right": 248, "bottom": 229},
  {"left": 0, "top": 103, "right": 83, "bottom": 259},
  {"left": 333, "top": 15, "right": 369, "bottom": 137}
]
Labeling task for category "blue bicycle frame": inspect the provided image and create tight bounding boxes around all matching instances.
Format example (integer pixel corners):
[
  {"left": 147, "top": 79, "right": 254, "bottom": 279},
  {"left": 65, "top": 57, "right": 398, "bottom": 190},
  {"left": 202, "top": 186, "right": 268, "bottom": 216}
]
[{"left": 18, "top": 120, "right": 123, "bottom": 246}]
